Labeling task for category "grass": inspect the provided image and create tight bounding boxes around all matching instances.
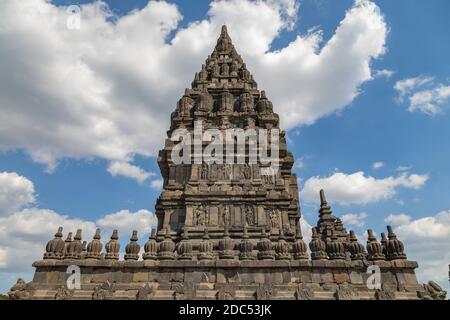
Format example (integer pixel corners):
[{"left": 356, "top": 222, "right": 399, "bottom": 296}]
[{"left": 0, "top": 294, "right": 9, "bottom": 300}]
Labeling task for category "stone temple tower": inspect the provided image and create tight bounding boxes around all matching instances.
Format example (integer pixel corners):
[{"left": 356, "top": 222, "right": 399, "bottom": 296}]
[
  {"left": 11, "top": 26, "right": 446, "bottom": 300},
  {"left": 155, "top": 25, "right": 301, "bottom": 247}
]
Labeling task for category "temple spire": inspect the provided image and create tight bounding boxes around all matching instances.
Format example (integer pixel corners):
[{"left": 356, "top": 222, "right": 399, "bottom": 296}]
[
  {"left": 318, "top": 189, "right": 335, "bottom": 223},
  {"left": 221, "top": 25, "right": 228, "bottom": 36},
  {"left": 320, "top": 189, "right": 327, "bottom": 206},
  {"left": 189, "top": 25, "right": 258, "bottom": 92}
]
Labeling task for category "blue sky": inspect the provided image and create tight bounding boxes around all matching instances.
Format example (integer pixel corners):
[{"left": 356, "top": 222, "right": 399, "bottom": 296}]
[{"left": 1, "top": 0, "right": 449, "bottom": 294}]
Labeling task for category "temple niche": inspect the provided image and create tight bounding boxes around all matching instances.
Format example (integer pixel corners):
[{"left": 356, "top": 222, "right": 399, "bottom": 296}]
[{"left": 14, "top": 26, "right": 446, "bottom": 301}]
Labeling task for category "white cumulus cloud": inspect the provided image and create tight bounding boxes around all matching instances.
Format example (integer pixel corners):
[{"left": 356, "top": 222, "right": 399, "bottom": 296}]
[
  {"left": 396, "top": 165, "right": 412, "bottom": 172},
  {"left": 373, "top": 69, "right": 394, "bottom": 79},
  {"left": 409, "top": 85, "right": 450, "bottom": 115},
  {"left": 150, "top": 178, "right": 164, "bottom": 190},
  {"left": 341, "top": 212, "right": 368, "bottom": 228},
  {"left": 0, "top": 172, "right": 156, "bottom": 278},
  {"left": 107, "top": 161, "right": 154, "bottom": 184},
  {"left": 301, "top": 171, "right": 429, "bottom": 205},
  {"left": 0, "top": 0, "right": 388, "bottom": 173},
  {"left": 394, "top": 76, "right": 434, "bottom": 102},
  {"left": 384, "top": 213, "right": 411, "bottom": 225},
  {"left": 252, "top": 0, "right": 387, "bottom": 127},
  {"left": 372, "top": 161, "right": 384, "bottom": 169},
  {"left": 385, "top": 211, "right": 450, "bottom": 293},
  {"left": 96, "top": 209, "right": 157, "bottom": 237},
  {"left": 0, "top": 208, "right": 97, "bottom": 272},
  {"left": 0, "top": 248, "right": 7, "bottom": 269},
  {"left": 394, "top": 76, "right": 450, "bottom": 115},
  {"left": 300, "top": 216, "right": 312, "bottom": 246},
  {"left": 0, "top": 172, "right": 35, "bottom": 216}
]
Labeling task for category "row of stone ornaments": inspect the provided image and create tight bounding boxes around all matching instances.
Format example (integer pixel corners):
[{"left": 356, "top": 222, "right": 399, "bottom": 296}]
[
  {"left": 175, "top": 88, "right": 274, "bottom": 118},
  {"left": 42, "top": 223, "right": 410, "bottom": 262}
]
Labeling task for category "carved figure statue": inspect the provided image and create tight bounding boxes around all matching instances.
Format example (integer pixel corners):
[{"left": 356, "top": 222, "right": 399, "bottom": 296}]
[
  {"left": 222, "top": 206, "right": 231, "bottom": 226},
  {"left": 201, "top": 163, "right": 209, "bottom": 180},
  {"left": 195, "top": 205, "right": 208, "bottom": 226},
  {"left": 244, "top": 205, "right": 255, "bottom": 226},
  {"left": 269, "top": 209, "right": 279, "bottom": 229}
]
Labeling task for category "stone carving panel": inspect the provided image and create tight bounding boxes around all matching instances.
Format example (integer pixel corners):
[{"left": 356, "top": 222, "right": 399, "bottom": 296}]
[
  {"left": 267, "top": 208, "right": 280, "bottom": 230},
  {"left": 136, "top": 283, "right": 156, "bottom": 300},
  {"left": 201, "top": 163, "right": 209, "bottom": 180},
  {"left": 217, "top": 287, "right": 235, "bottom": 300},
  {"left": 92, "top": 281, "right": 115, "bottom": 300},
  {"left": 201, "top": 164, "right": 236, "bottom": 180},
  {"left": 55, "top": 286, "right": 74, "bottom": 300},
  {"left": 295, "top": 284, "right": 315, "bottom": 300},
  {"left": 262, "top": 173, "right": 274, "bottom": 185},
  {"left": 255, "top": 284, "right": 275, "bottom": 300},
  {"left": 374, "top": 289, "right": 395, "bottom": 300},
  {"left": 193, "top": 204, "right": 209, "bottom": 226},
  {"left": 222, "top": 206, "right": 231, "bottom": 226},
  {"left": 243, "top": 205, "right": 256, "bottom": 226},
  {"left": 173, "top": 283, "right": 196, "bottom": 300},
  {"left": 335, "top": 283, "right": 359, "bottom": 300},
  {"left": 8, "top": 278, "right": 30, "bottom": 300},
  {"left": 419, "top": 281, "right": 447, "bottom": 300}
]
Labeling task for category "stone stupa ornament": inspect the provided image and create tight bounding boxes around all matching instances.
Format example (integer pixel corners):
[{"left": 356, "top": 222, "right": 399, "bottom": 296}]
[{"left": 13, "top": 25, "right": 446, "bottom": 301}]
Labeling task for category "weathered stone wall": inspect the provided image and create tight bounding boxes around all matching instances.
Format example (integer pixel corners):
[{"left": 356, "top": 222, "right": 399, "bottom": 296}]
[{"left": 17, "top": 259, "right": 426, "bottom": 300}]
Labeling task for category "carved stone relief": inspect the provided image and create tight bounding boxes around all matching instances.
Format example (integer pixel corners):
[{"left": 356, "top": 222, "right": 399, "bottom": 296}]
[
  {"left": 243, "top": 205, "right": 256, "bottom": 226},
  {"left": 217, "top": 287, "right": 235, "bottom": 300},
  {"left": 255, "top": 284, "right": 275, "bottom": 300},
  {"left": 193, "top": 205, "right": 209, "bottom": 226},
  {"left": 295, "top": 284, "right": 315, "bottom": 300},
  {"left": 136, "top": 283, "right": 156, "bottom": 300},
  {"left": 222, "top": 206, "right": 231, "bottom": 226},
  {"left": 92, "top": 281, "right": 115, "bottom": 300},
  {"left": 267, "top": 208, "right": 280, "bottom": 230},
  {"left": 55, "top": 286, "right": 74, "bottom": 300}
]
